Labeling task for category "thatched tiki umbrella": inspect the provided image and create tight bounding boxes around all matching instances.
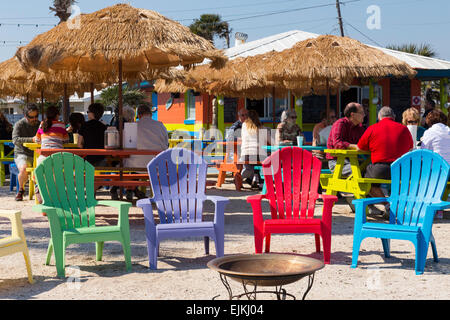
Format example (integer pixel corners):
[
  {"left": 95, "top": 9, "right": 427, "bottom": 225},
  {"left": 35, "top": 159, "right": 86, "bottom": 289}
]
[
  {"left": 15, "top": 3, "right": 226, "bottom": 148},
  {"left": 265, "top": 35, "right": 417, "bottom": 119},
  {"left": 0, "top": 57, "right": 107, "bottom": 118},
  {"left": 163, "top": 50, "right": 351, "bottom": 128}
]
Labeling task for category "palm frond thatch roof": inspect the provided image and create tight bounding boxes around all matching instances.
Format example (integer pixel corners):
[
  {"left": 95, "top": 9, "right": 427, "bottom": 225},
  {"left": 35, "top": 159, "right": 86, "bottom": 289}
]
[
  {"left": 15, "top": 3, "right": 227, "bottom": 73},
  {"left": 266, "top": 35, "right": 417, "bottom": 81}
]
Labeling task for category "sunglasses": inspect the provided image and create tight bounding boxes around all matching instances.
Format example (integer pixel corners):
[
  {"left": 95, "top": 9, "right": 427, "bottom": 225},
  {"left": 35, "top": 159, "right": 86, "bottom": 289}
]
[
  {"left": 407, "top": 120, "right": 418, "bottom": 124},
  {"left": 27, "top": 114, "right": 39, "bottom": 119}
]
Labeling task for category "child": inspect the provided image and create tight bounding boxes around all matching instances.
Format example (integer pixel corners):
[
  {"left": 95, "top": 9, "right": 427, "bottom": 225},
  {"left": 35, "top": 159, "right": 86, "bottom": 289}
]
[{"left": 33, "top": 105, "right": 69, "bottom": 203}]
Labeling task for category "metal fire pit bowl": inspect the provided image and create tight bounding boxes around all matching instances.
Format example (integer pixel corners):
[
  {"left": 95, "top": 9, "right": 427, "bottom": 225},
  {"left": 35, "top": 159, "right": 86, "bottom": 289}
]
[{"left": 207, "top": 253, "right": 324, "bottom": 300}]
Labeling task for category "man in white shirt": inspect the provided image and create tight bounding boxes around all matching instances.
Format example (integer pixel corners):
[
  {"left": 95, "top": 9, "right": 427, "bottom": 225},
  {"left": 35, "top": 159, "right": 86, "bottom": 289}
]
[{"left": 124, "top": 103, "right": 169, "bottom": 200}]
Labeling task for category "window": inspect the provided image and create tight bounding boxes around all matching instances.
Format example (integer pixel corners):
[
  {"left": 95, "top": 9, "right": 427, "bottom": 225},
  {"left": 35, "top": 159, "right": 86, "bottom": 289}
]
[
  {"left": 245, "top": 95, "right": 289, "bottom": 122},
  {"left": 185, "top": 90, "right": 196, "bottom": 120}
]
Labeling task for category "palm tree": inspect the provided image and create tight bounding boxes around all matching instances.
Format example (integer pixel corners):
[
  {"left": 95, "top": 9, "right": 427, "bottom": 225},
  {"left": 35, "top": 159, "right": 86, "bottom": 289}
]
[
  {"left": 50, "top": 0, "right": 77, "bottom": 24},
  {"left": 189, "top": 14, "right": 232, "bottom": 49},
  {"left": 100, "top": 85, "right": 146, "bottom": 112},
  {"left": 386, "top": 43, "right": 437, "bottom": 58}
]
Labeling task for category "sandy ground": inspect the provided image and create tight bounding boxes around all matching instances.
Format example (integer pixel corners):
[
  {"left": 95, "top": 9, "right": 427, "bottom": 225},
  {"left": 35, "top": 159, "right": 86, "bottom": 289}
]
[{"left": 0, "top": 175, "right": 449, "bottom": 301}]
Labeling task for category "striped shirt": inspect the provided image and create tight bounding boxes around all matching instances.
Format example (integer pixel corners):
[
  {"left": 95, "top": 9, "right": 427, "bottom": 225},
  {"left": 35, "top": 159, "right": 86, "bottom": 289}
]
[{"left": 35, "top": 121, "right": 69, "bottom": 149}]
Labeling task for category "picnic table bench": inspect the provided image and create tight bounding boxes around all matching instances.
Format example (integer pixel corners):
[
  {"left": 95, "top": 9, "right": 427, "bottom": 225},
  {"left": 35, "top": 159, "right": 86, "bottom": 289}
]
[
  {"left": 0, "top": 140, "right": 14, "bottom": 186},
  {"left": 320, "top": 149, "right": 391, "bottom": 201}
]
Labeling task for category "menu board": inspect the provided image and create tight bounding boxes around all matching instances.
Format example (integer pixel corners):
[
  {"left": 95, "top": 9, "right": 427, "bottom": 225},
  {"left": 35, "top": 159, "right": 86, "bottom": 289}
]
[
  {"left": 389, "top": 79, "right": 411, "bottom": 122},
  {"left": 224, "top": 97, "right": 238, "bottom": 123},
  {"left": 302, "top": 94, "right": 337, "bottom": 123}
]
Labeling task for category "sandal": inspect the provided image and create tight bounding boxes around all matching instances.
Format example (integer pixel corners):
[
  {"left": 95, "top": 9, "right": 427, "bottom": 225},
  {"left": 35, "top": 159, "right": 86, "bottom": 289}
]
[{"left": 15, "top": 189, "right": 25, "bottom": 201}]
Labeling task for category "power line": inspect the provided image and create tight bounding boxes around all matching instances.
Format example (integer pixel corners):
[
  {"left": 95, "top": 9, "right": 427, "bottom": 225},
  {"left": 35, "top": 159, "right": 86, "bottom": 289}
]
[
  {"left": 161, "top": 0, "right": 303, "bottom": 14},
  {"left": 180, "top": 0, "right": 361, "bottom": 27},
  {"left": 342, "top": 18, "right": 384, "bottom": 47}
]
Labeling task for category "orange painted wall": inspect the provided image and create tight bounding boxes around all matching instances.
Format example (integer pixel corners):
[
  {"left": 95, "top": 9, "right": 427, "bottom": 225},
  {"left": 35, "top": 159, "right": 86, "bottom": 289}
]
[
  {"left": 157, "top": 92, "right": 204, "bottom": 125},
  {"left": 157, "top": 92, "right": 186, "bottom": 124}
]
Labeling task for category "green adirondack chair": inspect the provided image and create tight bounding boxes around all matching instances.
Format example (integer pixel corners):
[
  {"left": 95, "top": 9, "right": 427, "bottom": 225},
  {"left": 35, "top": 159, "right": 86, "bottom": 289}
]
[{"left": 32, "top": 152, "right": 132, "bottom": 277}]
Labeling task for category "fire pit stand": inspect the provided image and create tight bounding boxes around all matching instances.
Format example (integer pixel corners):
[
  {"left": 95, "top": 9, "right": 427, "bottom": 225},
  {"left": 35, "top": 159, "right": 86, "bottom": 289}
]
[{"left": 208, "top": 253, "right": 324, "bottom": 301}]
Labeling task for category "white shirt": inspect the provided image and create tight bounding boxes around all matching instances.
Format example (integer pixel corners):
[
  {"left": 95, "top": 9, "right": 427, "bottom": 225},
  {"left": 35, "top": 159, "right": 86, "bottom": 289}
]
[
  {"left": 124, "top": 116, "right": 169, "bottom": 168},
  {"left": 318, "top": 125, "right": 333, "bottom": 146},
  {"left": 420, "top": 123, "right": 450, "bottom": 164},
  {"left": 240, "top": 122, "right": 268, "bottom": 159}
]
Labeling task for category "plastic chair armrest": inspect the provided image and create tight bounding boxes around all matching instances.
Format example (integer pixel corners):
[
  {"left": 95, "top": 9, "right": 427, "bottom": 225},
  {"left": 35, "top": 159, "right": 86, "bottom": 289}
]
[
  {"left": 32, "top": 205, "right": 62, "bottom": 233},
  {"left": 206, "top": 196, "right": 229, "bottom": 225},
  {"left": 96, "top": 200, "right": 132, "bottom": 227},
  {"left": 136, "top": 198, "right": 156, "bottom": 225},
  {"left": 247, "top": 194, "right": 267, "bottom": 204},
  {"left": 352, "top": 197, "right": 390, "bottom": 224}
]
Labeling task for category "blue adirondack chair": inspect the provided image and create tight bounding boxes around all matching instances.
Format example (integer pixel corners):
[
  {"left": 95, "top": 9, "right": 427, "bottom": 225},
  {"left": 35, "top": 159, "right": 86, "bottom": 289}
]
[
  {"left": 351, "top": 149, "right": 450, "bottom": 275},
  {"left": 137, "top": 148, "right": 228, "bottom": 270}
]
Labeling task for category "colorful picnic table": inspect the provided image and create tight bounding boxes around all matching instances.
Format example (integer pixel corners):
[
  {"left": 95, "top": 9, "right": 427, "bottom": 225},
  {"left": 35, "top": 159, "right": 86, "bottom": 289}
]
[
  {"left": 319, "top": 149, "right": 391, "bottom": 200},
  {"left": 39, "top": 148, "right": 162, "bottom": 199},
  {"left": 23, "top": 143, "right": 78, "bottom": 200},
  {"left": 262, "top": 145, "right": 327, "bottom": 152}
]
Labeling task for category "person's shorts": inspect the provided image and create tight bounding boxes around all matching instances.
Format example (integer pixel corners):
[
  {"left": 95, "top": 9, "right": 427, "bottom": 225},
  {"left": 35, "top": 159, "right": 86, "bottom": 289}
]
[
  {"left": 14, "top": 154, "right": 33, "bottom": 169},
  {"left": 365, "top": 162, "right": 392, "bottom": 186},
  {"left": 328, "top": 159, "right": 352, "bottom": 177}
]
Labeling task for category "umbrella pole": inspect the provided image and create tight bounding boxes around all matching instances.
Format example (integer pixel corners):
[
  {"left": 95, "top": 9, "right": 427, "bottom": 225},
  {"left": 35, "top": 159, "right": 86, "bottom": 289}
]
[
  {"left": 118, "top": 59, "right": 124, "bottom": 199},
  {"left": 90, "top": 82, "right": 95, "bottom": 105},
  {"left": 40, "top": 90, "right": 44, "bottom": 119},
  {"left": 118, "top": 59, "right": 123, "bottom": 149},
  {"left": 326, "top": 79, "right": 330, "bottom": 119},
  {"left": 272, "top": 87, "right": 276, "bottom": 129},
  {"left": 63, "top": 84, "right": 69, "bottom": 125}
]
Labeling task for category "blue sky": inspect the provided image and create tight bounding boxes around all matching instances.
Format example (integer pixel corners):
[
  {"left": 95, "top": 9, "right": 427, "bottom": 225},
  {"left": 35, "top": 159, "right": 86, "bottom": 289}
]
[{"left": 0, "top": 0, "right": 449, "bottom": 62}]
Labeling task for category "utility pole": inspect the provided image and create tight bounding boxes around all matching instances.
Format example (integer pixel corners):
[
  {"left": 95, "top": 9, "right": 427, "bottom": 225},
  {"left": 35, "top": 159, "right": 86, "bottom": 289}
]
[{"left": 336, "top": 0, "right": 345, "bottom": 37}]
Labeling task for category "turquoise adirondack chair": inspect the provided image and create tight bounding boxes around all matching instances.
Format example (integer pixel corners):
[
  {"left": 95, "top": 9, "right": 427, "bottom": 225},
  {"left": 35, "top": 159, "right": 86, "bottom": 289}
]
[
  {"left": 32, "top": 152, "right": 132, "bottom": 277},
  {"left": 351, "top": 149, "right": 450, "bottom": 275}
]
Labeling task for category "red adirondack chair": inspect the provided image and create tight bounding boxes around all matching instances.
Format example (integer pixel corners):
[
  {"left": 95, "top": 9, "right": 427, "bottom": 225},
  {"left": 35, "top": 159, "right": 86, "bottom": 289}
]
[{"left": 247, "top": 147, "right": 338, "bottom": 264}]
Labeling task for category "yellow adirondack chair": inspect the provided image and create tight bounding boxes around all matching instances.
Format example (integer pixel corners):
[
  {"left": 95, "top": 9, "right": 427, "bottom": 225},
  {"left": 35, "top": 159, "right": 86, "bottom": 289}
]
[{"left": 0, "top": 210, "right": 34, "bottom": 284}]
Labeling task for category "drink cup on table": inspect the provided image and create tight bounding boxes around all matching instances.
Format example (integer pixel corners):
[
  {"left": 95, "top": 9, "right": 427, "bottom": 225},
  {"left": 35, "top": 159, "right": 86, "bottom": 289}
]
[{"left": 297, "top": 136, "right": 304, "bottom": 146}]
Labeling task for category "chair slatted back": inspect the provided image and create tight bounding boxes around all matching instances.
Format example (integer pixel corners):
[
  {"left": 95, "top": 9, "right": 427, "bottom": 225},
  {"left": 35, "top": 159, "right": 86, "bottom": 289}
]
[
  {"left": 262, "top": 147, "right": 322, "bottom": 220},
  {"left": 147, "top": 148, "right": 207, "bottom": 224},
  {"left": 390, "top": 149, "right": 450, "bottom": 226},
  {"left": 34, "top": 152, "right": 96, "bottom": 230}
]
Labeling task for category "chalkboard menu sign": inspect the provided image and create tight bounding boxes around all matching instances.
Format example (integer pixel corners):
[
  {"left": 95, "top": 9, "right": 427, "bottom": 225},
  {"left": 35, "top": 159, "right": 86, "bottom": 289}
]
[
  {"left": 302, "top": 95, "right": 337, "bottom": 123},
  {"left": 390, "top": 79, "right": 411, "bottom": 122},
  {"left": 224, "top": 98, "right": 238, "bottom": 123}
]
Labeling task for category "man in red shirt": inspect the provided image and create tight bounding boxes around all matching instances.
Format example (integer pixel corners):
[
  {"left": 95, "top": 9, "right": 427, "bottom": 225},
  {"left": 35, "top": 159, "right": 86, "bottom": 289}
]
[
  {"left": 357, "top": 106, "right": 413, "bottom": 216},
  {"left": 327, "top": 102, "right": 366, "bottom": 176}
]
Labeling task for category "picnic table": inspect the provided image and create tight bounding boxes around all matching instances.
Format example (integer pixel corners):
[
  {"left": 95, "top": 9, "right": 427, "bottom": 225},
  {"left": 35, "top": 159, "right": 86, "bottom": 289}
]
[
  {"left": 39, "top": 148, "right": 162, "bottom": 199},
  {"left": 262, "top": 145, "right": 327, "bottom": 152},
  {"left": 0, "top": 140, "right": 14, "bottom": 186},
  {"left": 213, "top": 141, "right": 244, "bottom": 190},
  {"left": 23, "top": 143, "right": 78, "bottom": 200},
  {"left": 319, "top": 149, "right": 391, "bottom": 200}
]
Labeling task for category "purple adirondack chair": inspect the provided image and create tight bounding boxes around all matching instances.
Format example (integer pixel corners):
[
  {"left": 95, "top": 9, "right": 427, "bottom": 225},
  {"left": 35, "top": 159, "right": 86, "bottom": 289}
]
[{"left": 137, "top": 148, "right": 228, "bottom": 270}]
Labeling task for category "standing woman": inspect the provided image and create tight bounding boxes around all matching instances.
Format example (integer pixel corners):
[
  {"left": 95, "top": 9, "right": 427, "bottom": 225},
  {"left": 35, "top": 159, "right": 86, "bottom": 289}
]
[{"left": 240, "top": 110, "right": 268, "bottom": 189}]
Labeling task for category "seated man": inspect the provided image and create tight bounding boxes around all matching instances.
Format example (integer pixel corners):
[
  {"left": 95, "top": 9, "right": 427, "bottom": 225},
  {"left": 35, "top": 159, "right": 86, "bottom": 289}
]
[
  {"left": 226, "top": 108, "right": 248, "bottom": 141},
  {"left": 77, "top": 103, "right": 107, "bottom": 166},
  {"left": 357, "top": 106, "right": 413, "bottom": 217},
  {"left": 327, "top": 102, "right": 366, "bottom": 176},
  {"left": 12, "top": 104, "right": 41, "bottom": 201},
  {"left": 124, "top": 103, "right": 169, "bottom": 201}
]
